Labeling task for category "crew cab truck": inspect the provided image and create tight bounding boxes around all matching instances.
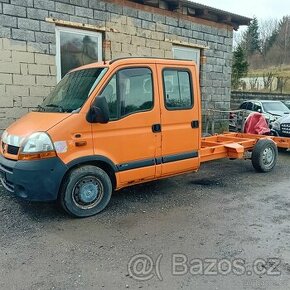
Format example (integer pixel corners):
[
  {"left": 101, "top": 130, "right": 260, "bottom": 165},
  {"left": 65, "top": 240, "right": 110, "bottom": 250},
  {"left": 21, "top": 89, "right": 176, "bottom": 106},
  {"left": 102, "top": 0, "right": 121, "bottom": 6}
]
[{"left": 1, "top": 58, "right": 290, "bottom": 218}]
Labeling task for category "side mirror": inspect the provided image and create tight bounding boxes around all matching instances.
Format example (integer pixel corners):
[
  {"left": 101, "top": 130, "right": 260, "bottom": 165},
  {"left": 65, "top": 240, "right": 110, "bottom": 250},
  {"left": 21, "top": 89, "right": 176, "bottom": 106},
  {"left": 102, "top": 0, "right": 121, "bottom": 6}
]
[
  {"left": 258, "top": 108, "right": 262, "bottom": 113},
  {"left": 87, "top": 96, "right": 109, "bottom": 124}
]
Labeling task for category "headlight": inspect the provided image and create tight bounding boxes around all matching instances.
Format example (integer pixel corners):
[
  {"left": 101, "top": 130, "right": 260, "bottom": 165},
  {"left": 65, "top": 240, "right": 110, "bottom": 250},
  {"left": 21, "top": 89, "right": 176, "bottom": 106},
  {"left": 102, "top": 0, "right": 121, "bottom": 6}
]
[
  {"left": 271, "top": 121, "right": 281, "bottom": 131},
  {"left": 21, "top": 132, "right": 54, "bottom": 153},
  {"left": 1, "top": 130, "right": 8, "bottom": 144}
]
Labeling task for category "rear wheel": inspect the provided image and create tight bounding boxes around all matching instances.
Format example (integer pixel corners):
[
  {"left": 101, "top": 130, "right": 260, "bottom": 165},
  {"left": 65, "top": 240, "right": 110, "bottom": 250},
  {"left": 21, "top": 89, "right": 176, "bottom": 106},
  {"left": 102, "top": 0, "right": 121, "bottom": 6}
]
[
  {"left": 60, "top": 165, "right": 112, "bottom": 218},
  {"left": 251, "top": 139, "right": 278, "bottom": 173}
]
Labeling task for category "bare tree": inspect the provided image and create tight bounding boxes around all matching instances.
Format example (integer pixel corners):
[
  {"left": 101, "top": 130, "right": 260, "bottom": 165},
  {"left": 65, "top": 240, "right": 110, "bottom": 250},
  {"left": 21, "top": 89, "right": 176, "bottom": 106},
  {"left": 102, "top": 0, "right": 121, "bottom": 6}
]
[
  {"left": 263, "top": 72, "right": 276, "bottom": 92},
  {"left": 259, "top": 18, "right": 279, "bottom": 63},
  {"left": 249, "top": 77, "right": 259, "bottom": 91}
]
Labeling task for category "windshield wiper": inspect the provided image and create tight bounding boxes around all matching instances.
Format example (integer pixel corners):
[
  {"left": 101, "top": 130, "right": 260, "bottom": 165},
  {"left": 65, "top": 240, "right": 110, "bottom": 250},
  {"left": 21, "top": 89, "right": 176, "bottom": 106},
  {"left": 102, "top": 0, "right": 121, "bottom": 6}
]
[{"left": 45, "top": 104, "right": 65, "bottom": 112}]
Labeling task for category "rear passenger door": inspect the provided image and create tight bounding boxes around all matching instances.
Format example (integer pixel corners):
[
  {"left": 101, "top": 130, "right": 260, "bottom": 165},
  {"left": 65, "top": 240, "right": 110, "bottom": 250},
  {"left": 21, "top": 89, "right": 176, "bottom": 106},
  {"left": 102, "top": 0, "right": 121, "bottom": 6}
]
[{"left": 156, "top": 64, "right": 200, "bottom": 176}]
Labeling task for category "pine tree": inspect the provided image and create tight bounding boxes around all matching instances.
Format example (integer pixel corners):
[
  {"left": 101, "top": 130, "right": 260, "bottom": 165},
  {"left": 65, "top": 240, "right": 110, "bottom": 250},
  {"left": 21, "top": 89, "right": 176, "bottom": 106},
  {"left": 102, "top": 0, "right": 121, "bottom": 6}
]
[
  {"left": 242, "top": 16, "right": 261, "bottom": 56},
  {"left": 232, "top": 45, "right": 249, "bottom": 89}
]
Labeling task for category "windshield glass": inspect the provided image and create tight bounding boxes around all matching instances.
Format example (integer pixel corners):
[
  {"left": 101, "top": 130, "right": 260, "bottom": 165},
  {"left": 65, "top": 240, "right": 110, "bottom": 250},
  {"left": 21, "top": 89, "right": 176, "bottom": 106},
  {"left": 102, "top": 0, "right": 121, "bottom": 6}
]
[
  {"left": 263, "top": 102, "right": 290, "bottom": 113},
  {"left": 41, "top": 68, "right": 107, "bottom": 113}
]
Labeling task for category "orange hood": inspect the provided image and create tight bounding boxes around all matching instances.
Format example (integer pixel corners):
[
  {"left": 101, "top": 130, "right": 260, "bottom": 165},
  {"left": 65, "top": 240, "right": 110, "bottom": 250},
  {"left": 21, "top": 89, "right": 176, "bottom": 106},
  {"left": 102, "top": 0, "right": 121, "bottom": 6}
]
[{"left": 6, "top": 112, "right": 71, "bottom": 138}]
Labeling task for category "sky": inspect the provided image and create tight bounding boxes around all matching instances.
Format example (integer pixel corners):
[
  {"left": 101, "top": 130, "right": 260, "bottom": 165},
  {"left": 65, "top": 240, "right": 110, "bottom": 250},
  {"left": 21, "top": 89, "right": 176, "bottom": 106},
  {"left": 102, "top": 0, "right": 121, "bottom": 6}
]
[{"left": 194, "top": 0, "right": 290, "bottom": 21}]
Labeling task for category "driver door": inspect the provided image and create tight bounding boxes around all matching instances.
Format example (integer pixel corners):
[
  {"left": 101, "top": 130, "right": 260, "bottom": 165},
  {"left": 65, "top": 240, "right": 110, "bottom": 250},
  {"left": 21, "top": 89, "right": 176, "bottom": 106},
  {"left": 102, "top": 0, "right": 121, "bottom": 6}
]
[{"left": 91, "top": 64, "right": 161, "bottom": 187}]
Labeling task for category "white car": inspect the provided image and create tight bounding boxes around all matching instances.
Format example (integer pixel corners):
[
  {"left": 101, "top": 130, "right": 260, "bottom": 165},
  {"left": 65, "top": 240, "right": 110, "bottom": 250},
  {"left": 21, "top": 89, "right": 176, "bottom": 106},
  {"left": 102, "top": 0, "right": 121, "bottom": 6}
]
[{"left": 239, "top": 100, "right": 290, "bottom": 123}]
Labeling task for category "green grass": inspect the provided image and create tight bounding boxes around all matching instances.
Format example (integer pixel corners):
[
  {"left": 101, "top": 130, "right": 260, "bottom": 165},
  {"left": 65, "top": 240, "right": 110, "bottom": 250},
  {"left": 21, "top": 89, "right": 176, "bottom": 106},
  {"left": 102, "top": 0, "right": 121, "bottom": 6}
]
[
  {"left": 248, "top": 66, "right": 290, "bottom": 78},
  {"left": 247, "top": 66, "right": 290, "bottom": 94}
]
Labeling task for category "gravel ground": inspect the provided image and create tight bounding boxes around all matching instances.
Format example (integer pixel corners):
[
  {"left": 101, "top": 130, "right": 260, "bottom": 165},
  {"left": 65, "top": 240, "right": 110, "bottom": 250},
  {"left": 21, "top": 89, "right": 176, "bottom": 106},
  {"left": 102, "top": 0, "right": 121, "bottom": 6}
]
[{"left": 1, "top": 153, "right": 290, "bottom": 290}]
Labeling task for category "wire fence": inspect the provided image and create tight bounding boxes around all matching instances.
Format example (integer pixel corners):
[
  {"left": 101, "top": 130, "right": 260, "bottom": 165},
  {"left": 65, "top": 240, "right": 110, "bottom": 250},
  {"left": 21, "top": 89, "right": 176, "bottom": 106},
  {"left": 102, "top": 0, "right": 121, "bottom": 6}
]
[{"left": 204, "top": 109, "right": 248, "bottom": 135}]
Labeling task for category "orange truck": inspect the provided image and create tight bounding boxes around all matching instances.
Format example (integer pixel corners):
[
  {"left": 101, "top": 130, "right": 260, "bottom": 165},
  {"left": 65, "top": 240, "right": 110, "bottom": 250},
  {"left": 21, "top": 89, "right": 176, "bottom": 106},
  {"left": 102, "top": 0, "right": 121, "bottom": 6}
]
[{"left": 1, "top": 58, "right": 290, "bottom": 217}]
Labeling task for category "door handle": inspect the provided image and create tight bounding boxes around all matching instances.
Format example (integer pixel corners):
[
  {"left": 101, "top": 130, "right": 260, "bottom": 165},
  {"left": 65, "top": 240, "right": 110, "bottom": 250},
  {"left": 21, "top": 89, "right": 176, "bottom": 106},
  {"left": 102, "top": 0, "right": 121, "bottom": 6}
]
[
  {"left": 191, "top": 120, "right": 199, "bottom": 128},
  {"left": 152, "top": 124, "right": 162, "bottom": 133}
]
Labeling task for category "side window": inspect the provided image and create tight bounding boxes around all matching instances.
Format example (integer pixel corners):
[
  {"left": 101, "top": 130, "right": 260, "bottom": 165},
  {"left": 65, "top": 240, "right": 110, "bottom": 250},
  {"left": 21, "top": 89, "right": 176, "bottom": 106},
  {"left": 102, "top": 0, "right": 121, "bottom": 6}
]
[
  {"left": 101, "top": 75, "right": 118, "bottom": 120},
  {"left": 247, "top": 102, "right": 254, "bottom": 111},
  {"left": 118, "top": 68, "right": 153, "bottom": 117},
  {"left": 163, "top": 69, "right": 193, "bottom": 109},
  {"left": 253, "top": 103, "right": 262, "bottom": 112},
  {"left": 240, "top": 102, "right": 248, "bottom": 109},
  {"left": 100, "top": 67, "right": 153, "bottom": 120}
]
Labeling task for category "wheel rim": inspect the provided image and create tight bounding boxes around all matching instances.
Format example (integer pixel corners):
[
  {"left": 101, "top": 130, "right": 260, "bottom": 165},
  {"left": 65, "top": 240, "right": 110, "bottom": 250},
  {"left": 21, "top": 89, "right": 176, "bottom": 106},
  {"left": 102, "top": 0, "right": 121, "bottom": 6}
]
[
  {"left": 72, "top": 176, "right": 104, "bottom": 210},
  {"left": 262, "top": 147, "right": 275, "bottom": 169}
]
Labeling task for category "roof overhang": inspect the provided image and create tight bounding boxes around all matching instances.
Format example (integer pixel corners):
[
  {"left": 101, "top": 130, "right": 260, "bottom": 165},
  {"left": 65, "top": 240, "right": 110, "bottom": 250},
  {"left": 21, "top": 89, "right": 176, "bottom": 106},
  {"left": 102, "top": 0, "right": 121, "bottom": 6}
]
[{"left": 131, "top": 0, "right": 252, "bottom": 30}]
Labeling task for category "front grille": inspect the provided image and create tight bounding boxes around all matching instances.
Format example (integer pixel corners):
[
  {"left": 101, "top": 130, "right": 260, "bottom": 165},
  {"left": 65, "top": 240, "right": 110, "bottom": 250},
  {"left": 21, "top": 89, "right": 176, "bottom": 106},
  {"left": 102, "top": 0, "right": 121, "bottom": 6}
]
[
  {"left": 281, "top": 123, "right": 290, "bottom": 137},
  {"left": 7, "top": 145, "right": 19, "bottom": 155}
]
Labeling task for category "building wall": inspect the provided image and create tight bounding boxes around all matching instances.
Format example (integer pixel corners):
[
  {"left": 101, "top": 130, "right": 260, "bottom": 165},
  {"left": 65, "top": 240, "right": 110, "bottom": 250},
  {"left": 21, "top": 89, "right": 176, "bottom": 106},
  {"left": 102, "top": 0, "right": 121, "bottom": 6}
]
[{"left": 0, "top": 0, "right": 233, "bottom": 133}]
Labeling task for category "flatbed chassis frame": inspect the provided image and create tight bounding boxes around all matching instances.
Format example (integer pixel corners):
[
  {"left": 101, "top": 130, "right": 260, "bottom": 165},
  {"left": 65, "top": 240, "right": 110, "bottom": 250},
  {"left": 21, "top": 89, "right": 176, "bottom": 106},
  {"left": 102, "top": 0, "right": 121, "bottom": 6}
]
[{"left": 201, "top": 132, "right": 290, "bottom": 163}]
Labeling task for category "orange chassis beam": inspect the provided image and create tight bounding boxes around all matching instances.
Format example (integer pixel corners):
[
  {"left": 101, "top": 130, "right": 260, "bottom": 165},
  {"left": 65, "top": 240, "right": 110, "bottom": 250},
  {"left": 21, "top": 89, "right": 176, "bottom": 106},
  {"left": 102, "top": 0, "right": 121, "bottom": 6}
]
[{"left": 200, "top": 132, "right": 290, "bottom": 163}]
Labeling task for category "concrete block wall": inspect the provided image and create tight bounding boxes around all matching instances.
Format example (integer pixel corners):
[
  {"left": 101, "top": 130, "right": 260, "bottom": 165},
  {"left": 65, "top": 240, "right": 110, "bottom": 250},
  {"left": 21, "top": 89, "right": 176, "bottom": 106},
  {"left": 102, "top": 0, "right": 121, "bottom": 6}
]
[
  {"left": 0, "top": 0, "right": 233, "bottom": 133},
  {"left": 231, "top": 91, "right": 290, "bottom": 109}
]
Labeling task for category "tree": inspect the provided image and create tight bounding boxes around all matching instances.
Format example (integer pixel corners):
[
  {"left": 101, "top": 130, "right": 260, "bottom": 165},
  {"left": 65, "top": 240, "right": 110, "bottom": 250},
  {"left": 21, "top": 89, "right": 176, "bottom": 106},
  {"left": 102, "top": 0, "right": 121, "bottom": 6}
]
[
  {"left": 242, "top": 17, "right": 261, "bottom": 56},
  {"left": 259, "top": 18, "right": 279, "bottom": 60},
  {"left": 232, "top": 45, "right": 249, "bottom": 89}
]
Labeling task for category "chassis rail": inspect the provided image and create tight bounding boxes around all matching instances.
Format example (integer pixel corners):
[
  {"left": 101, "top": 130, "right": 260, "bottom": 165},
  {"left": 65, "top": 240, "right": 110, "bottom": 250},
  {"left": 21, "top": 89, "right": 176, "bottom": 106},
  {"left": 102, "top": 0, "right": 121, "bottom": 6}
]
[{"left": 201, "top": 132, "right": 290, "bottom": 163}]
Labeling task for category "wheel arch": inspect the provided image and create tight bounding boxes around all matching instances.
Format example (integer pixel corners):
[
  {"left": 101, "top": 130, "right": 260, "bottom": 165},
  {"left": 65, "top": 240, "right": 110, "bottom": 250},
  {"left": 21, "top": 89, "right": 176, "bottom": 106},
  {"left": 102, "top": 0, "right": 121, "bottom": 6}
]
[{"left": 60, "top": 156, "right": 117, "bottom": 194}]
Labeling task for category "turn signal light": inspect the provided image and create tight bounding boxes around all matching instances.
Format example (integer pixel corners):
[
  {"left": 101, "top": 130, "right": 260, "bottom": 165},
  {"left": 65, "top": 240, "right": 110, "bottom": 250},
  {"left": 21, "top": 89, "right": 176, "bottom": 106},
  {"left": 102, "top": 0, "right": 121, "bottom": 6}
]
[{"left": 18, "top": 151, "right": 57, "bottom": 161}]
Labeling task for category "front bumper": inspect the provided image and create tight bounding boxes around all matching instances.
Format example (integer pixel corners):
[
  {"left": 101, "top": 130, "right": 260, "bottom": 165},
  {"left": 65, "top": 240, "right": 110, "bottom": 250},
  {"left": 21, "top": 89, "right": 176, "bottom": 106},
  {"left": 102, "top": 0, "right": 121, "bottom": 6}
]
[{"left": 0, "top": 154, "right": 68, "bottom": 201}]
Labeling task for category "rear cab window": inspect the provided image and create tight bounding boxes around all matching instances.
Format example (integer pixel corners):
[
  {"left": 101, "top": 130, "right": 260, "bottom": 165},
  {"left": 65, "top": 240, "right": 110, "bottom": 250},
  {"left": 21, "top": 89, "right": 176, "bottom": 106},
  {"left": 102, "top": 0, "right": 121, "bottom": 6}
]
[{"left": 163, "top": 69, "right": 193, "bottom": 110}]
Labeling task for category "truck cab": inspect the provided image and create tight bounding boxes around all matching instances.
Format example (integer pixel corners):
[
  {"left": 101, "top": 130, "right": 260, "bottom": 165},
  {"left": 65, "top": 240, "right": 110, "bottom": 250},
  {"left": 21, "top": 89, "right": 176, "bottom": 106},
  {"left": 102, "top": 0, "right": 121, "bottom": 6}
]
[{"left": 0, "top": 58, "right": 201, "bottom": 217}]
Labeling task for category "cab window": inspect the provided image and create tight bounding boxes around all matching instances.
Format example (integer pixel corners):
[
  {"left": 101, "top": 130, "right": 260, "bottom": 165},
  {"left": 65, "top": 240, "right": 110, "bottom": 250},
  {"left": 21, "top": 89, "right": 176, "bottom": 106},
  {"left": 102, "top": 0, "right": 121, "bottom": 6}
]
[
  {"left": 247, "top": 102, "right": 254, "bottom": 111},
  {"left": 240, "top": 102, "right": 248, "bottom": 110},
  {"left": 101, "top": 68, "right": 153, "bottom": 120},
  {"left": 253, "top": 103, "right": 262, "bottom": 112},
  {"left": 163, "top": 69, "right": 193, "bottom": 110},
  {"left": 102, "top": 75, "right": 118, "bottom": 120}
]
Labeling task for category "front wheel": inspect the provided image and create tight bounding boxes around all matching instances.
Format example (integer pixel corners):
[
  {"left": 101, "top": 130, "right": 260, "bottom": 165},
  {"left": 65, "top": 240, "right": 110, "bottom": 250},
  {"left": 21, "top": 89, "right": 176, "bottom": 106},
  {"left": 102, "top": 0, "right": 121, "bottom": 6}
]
[
  {"left": 251, "top": 139, "right": 278, "bottom": 173},
  {"left": 60, "top": 165, "right": 112, "bottom": 218}
]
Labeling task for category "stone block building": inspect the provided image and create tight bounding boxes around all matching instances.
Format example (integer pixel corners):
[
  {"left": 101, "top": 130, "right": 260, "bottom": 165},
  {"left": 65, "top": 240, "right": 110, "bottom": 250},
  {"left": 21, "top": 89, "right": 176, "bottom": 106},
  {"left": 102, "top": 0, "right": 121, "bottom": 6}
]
[{"left": 0, "top": 0, "right": 250, "bottom": 133}]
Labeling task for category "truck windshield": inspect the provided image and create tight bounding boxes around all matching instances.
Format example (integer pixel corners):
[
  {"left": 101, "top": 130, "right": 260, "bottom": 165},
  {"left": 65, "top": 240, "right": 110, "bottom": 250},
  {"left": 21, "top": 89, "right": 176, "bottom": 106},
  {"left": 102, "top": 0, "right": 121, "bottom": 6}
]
[{"left": 40, "top": 68, "right": 107, "bottom": 113}]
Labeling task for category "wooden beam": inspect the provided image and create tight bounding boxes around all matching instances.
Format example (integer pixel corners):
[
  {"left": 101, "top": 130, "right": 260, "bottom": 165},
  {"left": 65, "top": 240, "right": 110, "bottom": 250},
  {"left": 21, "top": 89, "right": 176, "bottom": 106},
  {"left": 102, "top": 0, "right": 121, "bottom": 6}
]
[
  {"left": 143, "top": 0, "right": 159, "bottom": 7},
  {"left": 219, "top": 14, "right": 232, "bottom": 24},
  {"left": 194, "top": 8, "right": 218, "bottom": 22}
]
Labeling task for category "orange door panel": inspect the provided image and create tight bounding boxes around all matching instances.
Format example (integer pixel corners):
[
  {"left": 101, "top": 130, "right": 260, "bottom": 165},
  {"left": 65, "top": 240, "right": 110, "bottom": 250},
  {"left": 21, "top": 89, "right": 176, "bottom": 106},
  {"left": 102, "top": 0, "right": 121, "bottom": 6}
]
[
  {"left": 91, "top": 64, "right": 161, "bottom": 186},
  {"left": 156, "top": 63, "right": 201, "bottom": 176}
]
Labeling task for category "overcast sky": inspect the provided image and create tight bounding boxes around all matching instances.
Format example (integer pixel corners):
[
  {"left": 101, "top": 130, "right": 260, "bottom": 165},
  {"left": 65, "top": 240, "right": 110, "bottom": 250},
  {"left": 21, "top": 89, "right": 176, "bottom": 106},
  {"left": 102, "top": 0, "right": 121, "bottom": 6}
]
[{"left": 195, "top": 0, "right": 290, "bottom": 21}]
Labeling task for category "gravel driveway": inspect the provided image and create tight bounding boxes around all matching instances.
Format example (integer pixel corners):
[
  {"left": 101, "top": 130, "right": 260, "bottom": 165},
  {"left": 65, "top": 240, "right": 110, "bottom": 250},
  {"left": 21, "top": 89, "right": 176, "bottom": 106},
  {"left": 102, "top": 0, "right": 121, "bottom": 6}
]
[{"left": 1, "top": 153, "right": 290, "bottom": 290}]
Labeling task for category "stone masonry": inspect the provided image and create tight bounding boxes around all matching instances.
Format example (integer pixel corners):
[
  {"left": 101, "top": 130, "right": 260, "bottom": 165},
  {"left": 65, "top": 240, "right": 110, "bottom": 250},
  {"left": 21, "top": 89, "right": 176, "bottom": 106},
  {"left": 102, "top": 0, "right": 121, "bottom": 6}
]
[{"left": 0, "top": 0, "right": 234, "bottom": 134}]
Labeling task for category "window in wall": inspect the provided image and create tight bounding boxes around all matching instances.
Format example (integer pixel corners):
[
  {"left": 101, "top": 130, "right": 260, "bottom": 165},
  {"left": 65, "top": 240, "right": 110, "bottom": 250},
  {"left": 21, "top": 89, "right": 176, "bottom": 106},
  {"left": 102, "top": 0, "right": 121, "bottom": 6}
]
[
  {"left": 56, "top": 26, "right": 102, "bottom": 81},
  {"left": 100, "top": 68, "right": 153, "bottom": 120},
  {"left": 173, "top": 46, "right": 200, "bottom": 69},
  {"left": 163, "top": 69, "right": 193, "bottom": 110}
]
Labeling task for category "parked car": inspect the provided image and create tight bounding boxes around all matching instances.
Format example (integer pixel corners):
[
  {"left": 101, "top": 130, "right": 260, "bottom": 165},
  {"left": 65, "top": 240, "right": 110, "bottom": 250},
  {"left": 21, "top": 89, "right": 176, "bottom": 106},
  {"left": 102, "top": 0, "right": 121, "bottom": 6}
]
[
  {"left": 283, "top": 100, "right": 290, "bottom": 109},
  {"left": 229, "top": 100, "right": 290, "bottom": 132},
  {"left": 239, "top": 100, "right": 290, "bottom": 123},
  {"left": 271, "top": 114, "right": 290, "bottom": 138}
]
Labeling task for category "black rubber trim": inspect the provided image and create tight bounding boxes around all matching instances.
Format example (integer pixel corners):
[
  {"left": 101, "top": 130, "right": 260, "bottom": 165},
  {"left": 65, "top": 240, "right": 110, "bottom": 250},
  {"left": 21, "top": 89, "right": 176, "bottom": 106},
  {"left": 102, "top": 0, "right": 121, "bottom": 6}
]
[
  {"left": 155, "top": 157, "right": 162, "bottom": 165},
  {"left": 117, "top": 158, "right": 155, "bottom": 172},
  {"left": 162, "top": 151, "right": 199, "bottom": 164},
  {"left": 117, "top": 151, "right": 198, "bottom": 172},
  {"left": 67, "top": 155, "right": 118, "bottom": 172}
]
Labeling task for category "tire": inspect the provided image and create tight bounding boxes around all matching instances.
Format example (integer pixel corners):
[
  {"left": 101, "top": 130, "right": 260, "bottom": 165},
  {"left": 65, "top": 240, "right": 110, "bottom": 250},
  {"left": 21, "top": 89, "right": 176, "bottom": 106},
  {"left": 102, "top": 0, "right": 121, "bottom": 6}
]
[
  {"left": 60, "top": 165, "right": 112, "bottom": 218},
  {"left": 251, "top": 139, "right": 278, "bottom": 173}
]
